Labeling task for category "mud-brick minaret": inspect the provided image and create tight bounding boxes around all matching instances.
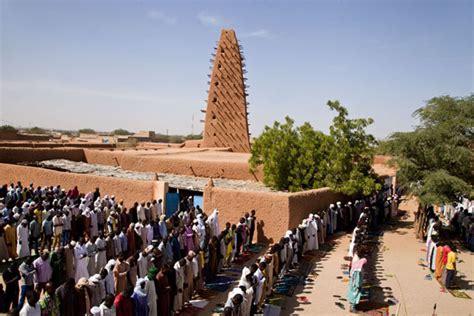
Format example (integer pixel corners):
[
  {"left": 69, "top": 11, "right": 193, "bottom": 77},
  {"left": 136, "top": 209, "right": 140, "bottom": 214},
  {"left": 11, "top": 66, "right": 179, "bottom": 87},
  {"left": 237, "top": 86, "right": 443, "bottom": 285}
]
[{"left": 201, "top": 29, "right": 251, "bottom": 153}]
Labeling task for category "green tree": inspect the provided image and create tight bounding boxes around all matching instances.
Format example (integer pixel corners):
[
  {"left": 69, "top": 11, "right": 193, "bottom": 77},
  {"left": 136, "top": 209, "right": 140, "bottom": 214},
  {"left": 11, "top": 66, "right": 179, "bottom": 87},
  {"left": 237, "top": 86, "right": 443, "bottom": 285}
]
[
  {"left": 324, "top": 101, "right": 380, "bottom": 196},
  {"left": 112, "top": 128, "right": 131, "bottom": 135},
  {"left": 384, "top": 94, "right": 473, "bottom": 205},
  {"left": 26, "top": 126, "right": 48, "bottom": 134},
  {"left": 250, "top": 101, "right": 380, "bottom": 195},
  {"left": 78, "top": 128, "right": 96, "bottom": 134},
  {"left": 0, "top": 125, "right": 17, "bottom": 132}
]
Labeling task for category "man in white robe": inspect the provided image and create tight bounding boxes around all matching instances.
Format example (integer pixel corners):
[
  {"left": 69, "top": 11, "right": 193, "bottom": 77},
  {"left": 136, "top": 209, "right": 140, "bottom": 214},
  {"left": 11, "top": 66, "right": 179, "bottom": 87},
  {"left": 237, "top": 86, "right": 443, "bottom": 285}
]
[
  {"left": 254, "top": 262, "right": 266, "bottom": 308},
  {"left": 310, "top": 214, "right": 319, "bottom": 250},
  {"left": 137, "top": 251, "right": 150, "bottom": 279},
  {"left": 17, "top": 219, "right": 30, "bottom": 258},
  {"left": 104, "top": 260, "right": 115, "bottom": 295},
  {"left": 206, "top": 209, "right": 220, "bottom": 237},
  {"left": 144, "top": 273, "right": 157, "bottom": 316},
  {"left": 86, "top": 237, "right": 98, "bottom": 276},
  {"left": 305, "top": 216, "right": 317, "bottom": 251},
  {"left": 74, "top": 238, "right": 89, "bottom": 282},
  {"left": 90, "top": 209, "right": 98, "bottom": 239},
  {"left": 95, "top": 234, "right": 107, "bottom": 272},
  {"left": 156, "top": 199, "right": 163, "bottom": 219},
  {"left": 174, "top": 259, "right": 186, "bottom": 311}
]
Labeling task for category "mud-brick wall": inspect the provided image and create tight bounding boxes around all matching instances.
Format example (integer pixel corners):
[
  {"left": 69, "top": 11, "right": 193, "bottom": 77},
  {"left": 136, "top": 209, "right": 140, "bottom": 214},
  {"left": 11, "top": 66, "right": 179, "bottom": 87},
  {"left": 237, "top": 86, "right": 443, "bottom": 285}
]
[
  {"left": 84, "top": 149, "right": 263, "bottom": 181},
  {"left": 0, "top": 147, "right": 86, "bottom": 164},
  {"left": 287, "top": 188, "right": 348, "bottom": 229},
  {"left": 0, "top": 163, "right": 155, "bottom": 207},
  {"left": 203, "top": 186, "right": 290, "bottom": 244}
]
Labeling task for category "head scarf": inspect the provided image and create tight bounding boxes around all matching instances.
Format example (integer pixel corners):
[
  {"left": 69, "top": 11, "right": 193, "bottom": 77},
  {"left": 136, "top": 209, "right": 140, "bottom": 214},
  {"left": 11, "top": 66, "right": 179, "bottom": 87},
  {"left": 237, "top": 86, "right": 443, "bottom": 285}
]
[
  {"left": 147, "top": 266, "right": 158, "bottom": 280},
  {"left": 350, "top": 258, "right": 367, "bottom": 276}
]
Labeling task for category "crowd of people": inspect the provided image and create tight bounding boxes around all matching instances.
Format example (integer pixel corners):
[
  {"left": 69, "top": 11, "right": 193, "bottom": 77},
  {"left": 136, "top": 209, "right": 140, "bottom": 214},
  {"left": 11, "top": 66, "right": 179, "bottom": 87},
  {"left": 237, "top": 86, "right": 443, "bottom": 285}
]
[
  {"left": 0, "top": 181, "right": 398, "bottom": 315},
  {"left": 414, "top": 197, "right": 473, "bottom": 291}
]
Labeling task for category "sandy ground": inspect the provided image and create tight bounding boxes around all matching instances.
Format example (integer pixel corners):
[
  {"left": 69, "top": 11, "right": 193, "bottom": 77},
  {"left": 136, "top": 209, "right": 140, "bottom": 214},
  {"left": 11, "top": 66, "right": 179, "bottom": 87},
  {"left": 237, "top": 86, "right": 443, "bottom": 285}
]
[{"left": 280, "top": 198, "right": 474, "bottom": 316}]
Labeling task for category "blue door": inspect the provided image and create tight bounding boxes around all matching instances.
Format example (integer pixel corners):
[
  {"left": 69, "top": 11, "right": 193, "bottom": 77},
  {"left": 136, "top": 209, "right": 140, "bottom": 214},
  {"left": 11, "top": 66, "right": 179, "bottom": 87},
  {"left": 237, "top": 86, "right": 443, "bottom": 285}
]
[{"left": 166, "top": 192, "right": 179, "bottom": 217}]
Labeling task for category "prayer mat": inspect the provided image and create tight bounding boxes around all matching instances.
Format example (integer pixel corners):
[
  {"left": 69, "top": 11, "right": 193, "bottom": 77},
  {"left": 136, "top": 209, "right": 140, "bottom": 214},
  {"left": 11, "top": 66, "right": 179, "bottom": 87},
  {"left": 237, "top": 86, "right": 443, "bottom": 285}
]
[
  {"left": 342, "top": 271, "right": 350, "bottom": 275},
  {"left": 342, "top": 278, "right": 349, "bottom": 283},
  {"left": 204, "top": 276, "right": 236, "bottom": 292},
  {"left": 274, "top": 283, "right": 297, "bottom": 297},
  {"left": 212, "top": 306, "right": 224, "bottom": 313},
  {"left": 296, "top": 296, "right": 310, "bottom": 304},
  {"left": 384, "top": 274, "right": 394, "bottom": 278},
  {"left": 448, "top": 290, "right": 472, "bottom": 299},
  {"left": 249, "top": 243, "right": 266, "bottom": 253},
  {"left": 227, "top": 267, "right": 243, "bottom": 274},
  {"left": 263, "top": 304, "right": 281, "bottom": 316}
]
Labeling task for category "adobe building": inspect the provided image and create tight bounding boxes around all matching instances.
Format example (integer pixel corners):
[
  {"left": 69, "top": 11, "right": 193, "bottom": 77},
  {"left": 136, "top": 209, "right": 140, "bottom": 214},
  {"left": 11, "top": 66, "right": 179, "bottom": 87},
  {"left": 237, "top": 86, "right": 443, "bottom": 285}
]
[
  {"left": 0, "top": 29, "right": 396, "bottom": 243},
  {"left": 200, "top": 29, "right": 251, "bottom": 153}
]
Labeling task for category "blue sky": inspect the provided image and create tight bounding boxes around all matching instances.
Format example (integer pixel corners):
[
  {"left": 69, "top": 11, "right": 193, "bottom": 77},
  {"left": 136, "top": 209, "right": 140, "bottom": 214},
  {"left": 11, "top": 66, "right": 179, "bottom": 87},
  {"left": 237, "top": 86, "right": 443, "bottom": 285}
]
[{"left": 1, "top": 0, "right": 472, "bottom": 139}]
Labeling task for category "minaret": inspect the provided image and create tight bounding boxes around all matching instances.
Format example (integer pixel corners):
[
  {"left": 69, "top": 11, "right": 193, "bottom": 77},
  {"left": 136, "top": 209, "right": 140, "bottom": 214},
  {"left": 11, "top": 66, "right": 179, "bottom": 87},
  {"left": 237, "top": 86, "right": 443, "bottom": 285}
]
[{"left": 201, "top": 29, "right": 251, "bottom": 153}]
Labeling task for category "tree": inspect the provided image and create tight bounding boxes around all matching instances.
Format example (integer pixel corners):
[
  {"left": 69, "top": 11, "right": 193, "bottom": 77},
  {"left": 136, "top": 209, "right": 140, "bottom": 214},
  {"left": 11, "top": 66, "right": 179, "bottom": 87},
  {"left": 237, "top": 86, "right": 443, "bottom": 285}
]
[
  {"left": 78, "top": 128, "right": 96, "bottom": 134},
  {"left": 384, "top": 94, "right": 473, "bottom": 206},
  {"left": 0, "top": 125, "right": 17, "bottom": 132},
  {"left": 26, "top": 126, "right": 48, "bottom": 134},
  {"left": 250, "top": 100, "right": 380, "bottom": 195},
  {"left": 112, "top": 128, "right": 131, "bottom": 135}
]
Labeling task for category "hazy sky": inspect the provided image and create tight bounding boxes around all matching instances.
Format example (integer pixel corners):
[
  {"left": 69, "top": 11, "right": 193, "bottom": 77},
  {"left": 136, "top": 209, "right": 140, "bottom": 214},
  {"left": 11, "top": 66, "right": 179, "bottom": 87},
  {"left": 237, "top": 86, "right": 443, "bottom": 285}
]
[{"left": 1, "top": 0, "right": 472, "bottom": 139}]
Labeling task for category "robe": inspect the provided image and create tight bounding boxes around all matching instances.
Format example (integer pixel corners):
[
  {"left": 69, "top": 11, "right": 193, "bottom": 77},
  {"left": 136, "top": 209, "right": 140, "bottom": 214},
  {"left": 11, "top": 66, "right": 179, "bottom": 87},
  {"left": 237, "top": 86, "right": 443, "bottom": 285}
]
[
  {"left": 75, "top": 244, "right": 90, "bottom": 282},
  {"left": 113, "top": 260, "right": 129, "bottom": 294},
  {"left": 183, "top": 258, "right": 195, "bottom": 303},
  {"left": 131, "top": 287, "right": 148, "bottom": 316},
  {"left": 156, "top": 272, "right": 169, "bottom": 316},
  {"left": 64, "top": 245, "right": 75, "bottom": 280},
  {"left": 0, "top": 235, "right": 9, "bottom": 261},
  {"left": 144, "top": 276, "right": 157, "bottom": 316},
  {"left": 95, "top": 238, "right": 107, "bottom": 272},
  {"left": 86, "top": 241, "right": 98, "bottom": 276},
  {"left": 254, "top": 268, "right": 266, "bottom": 306},
  {"left": 90, "top": 212, "right": 98, "bottom": 238},
  {"left": 184, "top": 226, "right": 195, "bottom": 253},
  {"left": 310, "top": 218, "right": 319, "bottom": 250},
  {"left": 4, "top": 224, "right": 17, "bottom": 258},
  {"left": 174, "top": 262, "right": 185, "bottom": 311},
  {"left": 126, "top": 228, "right": 136, "bottom": 256},
  {"left": 435, "top": 245, "right": 444, "bottom": 281},
  {"left": 137, "top": 253, "right": 149, "bottom": 279},
  {"left": 17, "top": 224, "right": 30, "bottom": 258},
  {"left": 305, "top": 222, "right": 317, "bottom": 251}
]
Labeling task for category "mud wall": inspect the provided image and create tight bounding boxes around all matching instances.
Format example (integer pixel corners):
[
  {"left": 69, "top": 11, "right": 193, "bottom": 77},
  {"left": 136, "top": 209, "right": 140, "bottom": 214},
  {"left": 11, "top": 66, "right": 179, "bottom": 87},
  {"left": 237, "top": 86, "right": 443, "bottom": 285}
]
[
  {"left": 203, "top": 185, "right": 347, "bottom": 244},
  {"left": 0, "top": 163, "right": 155, "bottom": 207},
  {"left": 0, "top": 147, "right": 86, "bottom": 164},
  {"left": 203, "top": 186, "right": 290, "bottom": 244},
  {"left": 287, "top": 188, "right": 348, "bottom": 229},
  {"left": 84, "top": 149, "right": 263, "bottom": 181}
]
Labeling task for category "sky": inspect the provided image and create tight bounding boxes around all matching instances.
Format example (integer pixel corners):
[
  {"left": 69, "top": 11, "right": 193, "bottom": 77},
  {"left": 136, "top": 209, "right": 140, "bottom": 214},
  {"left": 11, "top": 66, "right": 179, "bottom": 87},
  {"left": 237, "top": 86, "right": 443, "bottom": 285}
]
[{"left": 1, "top": 0, "right": 472, "bottom": 139}]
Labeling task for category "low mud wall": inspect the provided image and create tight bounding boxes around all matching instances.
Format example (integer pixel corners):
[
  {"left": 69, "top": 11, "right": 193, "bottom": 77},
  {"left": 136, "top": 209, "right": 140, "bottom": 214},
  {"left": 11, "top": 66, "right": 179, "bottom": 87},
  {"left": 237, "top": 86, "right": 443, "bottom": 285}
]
[
  {"left": 0, "top": 163, "right": 155, "bottom": 207},
  {"left": 0, "top": 147, "right": 86, "bottom": 164},
  {"left": 203, "top": 186, "right": 289, "bottom": 244},
  {"left": 287, "top": 188, "right": 348, "bottom": 229}
]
